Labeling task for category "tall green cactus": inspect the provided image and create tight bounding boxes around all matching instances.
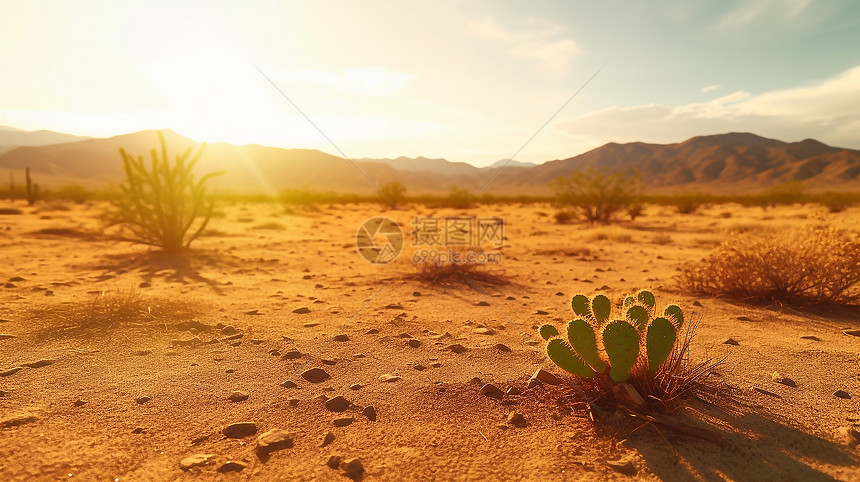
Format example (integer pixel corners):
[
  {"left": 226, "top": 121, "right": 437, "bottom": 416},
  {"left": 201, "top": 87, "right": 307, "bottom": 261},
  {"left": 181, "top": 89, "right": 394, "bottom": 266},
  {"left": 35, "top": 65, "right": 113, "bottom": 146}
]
[
  {"left": 25, "top": 167, "right": 39, "bottom": 206},
  {"left": 540, "top": 289, "right": 685, "bottom": 384}
]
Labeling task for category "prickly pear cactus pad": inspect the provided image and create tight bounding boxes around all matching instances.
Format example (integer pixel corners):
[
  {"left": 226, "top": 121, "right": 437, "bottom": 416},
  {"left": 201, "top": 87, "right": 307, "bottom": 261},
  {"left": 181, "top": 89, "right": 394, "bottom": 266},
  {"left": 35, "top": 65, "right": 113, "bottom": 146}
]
[{"left": 540, "top": 289, "right": 687, "bottom": 384}]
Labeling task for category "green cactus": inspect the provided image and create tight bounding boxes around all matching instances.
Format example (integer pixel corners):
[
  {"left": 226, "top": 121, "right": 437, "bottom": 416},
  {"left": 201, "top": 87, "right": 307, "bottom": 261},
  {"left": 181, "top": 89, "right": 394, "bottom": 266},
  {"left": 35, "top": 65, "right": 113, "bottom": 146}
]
[
  {"left": 567, "top": 319, "right": 606, "bottom": 372},
  {"left": 571, "top": 294, "right": 590, "bottom": 317},
  {"left": 590, "top": 294, "right": 611, "bottom": 325},
  {"left": 646, "top": 317, "right": 676, "bottom": 373},
  {"left": 602, "top": 320, "right": 639, "bottom": 382},
  {"left": 541, "top": 290, "right": 686, "bottom": 385},
  {"left": 546, "top": 339, "right": 596, "bottom": 377},
  {"left": 626, "top": 305, "right": 649, "bottom": 331},
  {"left": 636, "top": 289, "right": 656, "bottom": 312},
  {"left": 663, "top": 304, "right": 684, "bottom": 329},
  {"left": 539, "top": 324, "right": 560, "bottom": 341}
]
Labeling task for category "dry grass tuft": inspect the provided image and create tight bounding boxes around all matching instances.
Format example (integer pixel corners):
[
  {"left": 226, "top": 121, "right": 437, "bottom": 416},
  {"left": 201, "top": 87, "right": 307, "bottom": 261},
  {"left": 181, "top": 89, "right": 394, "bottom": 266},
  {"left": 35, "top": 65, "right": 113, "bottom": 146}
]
[
  {"left": 678, "top": 224, "right": 860, "bottom": 305},
  {"left": 403, "top": 250, "right": 509, "bottom": 287},
  {"left": 30, "top": 288, "right": 195, "bottom": 338}
]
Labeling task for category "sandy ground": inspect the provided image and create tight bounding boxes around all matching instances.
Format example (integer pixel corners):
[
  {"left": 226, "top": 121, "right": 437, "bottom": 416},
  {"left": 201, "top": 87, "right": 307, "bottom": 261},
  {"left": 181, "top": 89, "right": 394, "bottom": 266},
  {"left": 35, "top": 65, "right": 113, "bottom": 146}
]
[{"left": 1, "top": 200, "right": 859, "bottom": 481}]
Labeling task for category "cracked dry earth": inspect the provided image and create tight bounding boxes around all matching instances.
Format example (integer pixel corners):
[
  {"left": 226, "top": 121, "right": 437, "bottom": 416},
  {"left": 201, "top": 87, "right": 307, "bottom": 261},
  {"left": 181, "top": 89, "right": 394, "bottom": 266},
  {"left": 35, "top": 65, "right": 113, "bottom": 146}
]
[{"left": 1, "top": 201, "right": 859, "bottom": 481}]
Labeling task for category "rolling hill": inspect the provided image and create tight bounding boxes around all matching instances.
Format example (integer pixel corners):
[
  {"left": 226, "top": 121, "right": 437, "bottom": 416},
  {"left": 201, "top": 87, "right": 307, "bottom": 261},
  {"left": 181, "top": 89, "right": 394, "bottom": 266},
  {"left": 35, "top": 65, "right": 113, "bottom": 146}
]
[{"left": 1, "top": 129, "right": 858, "bottom": 195}]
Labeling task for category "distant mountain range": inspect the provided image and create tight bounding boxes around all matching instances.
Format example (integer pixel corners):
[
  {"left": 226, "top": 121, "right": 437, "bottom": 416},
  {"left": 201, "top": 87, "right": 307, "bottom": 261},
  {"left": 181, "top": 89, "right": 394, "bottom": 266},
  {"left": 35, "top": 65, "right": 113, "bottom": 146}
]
[{"left": 0, "top": 128, "right": 858, "bottom": 195}]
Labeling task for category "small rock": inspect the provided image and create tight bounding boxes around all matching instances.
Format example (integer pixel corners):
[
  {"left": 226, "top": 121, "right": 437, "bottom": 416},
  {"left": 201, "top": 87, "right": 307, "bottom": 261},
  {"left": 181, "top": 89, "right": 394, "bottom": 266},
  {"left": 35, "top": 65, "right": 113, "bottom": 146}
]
[
  {"left": 535, "top": 310, "right": 549, "bottom": 315},
  {"left": 506, "top": 387, "right": 522, "bottom": 396},
  {"left": 341, "top": 458, "right": 365, "bottom": 479},
  {"left": 800, "top": 335, "right": 821, "bottom": 341},
  {"left": 412, "top": 291, "right": 421, "bottom": 296},
  {"left": 217, "top": 461, "right": 247, "bottom": 473},
  {"left": 843, "top": 330, "right": 860, "bottom": 337},
  {"left": 412, "top": 364, "right": 427, "bottom": 371},
  {"left": 222, "top": 422, "right": 257, "bottom": 438},
  {"left": 281, "top": 349, "right": 302, "bottom": 359},
  {"left": 131, "top": 427, "right": 145, "bottom": 434},
  {"left": 333, "top": 334, "right": 349, "bottom": 342},
  {"left": 281, "top": 380, "right": 298, "bottom": 388},
  {"left": 494, "top": 343, "right": 512, "bottom": 352},
  {"left": 480, "top": 383, "right": 503, "bottom": 399},
  {"left": 325, "top": 396, "right": 351, "bottom": 412},
  {"left": 476, "top": 301, "right": 490, "bottom": 306},
  {"left": 256, "top": 429, "right": 293, "bottom": 453},
  {"left": 301, "top": 367, "right": 331, "bottom": 383},
  {"left": 506, "top": 411, "right": 527, "bottom": 427},
  {"left": 771, "top": 372, "right": 796, "bottom": 387},
  {"left": 321, "top": 431, "right": 335, "bottom": 447},
  {"left": 406, "top": 339, "right": 421, "bottom": 348},
  {"left": 723, "top": 338, "right": 739, "bottom": 345},
  {"left": 171, "top": 337, "right": 201, "bottom": 347},
  {"left": 73, "top": 399, "right": 88, "bottom": 407},
  {"left": 133, "top": 349, "right": 152, "bottom": 356},
  {"left": 228, "top": 391, "right": 249, "bottom": 402},
  {"left": 365, "top": 328, "right": 380, "bottom": 334},
  {"left": 527, "top": 378, "right": 541, "bottom": 389},
  {"left": 692, "top": 300, "right": 703, "bottom": 307},
  {"left": 834, "top": 390, "right": 851, "bottom": 399},
  {"left": 531, "top": 368, "right": 561, "bottom": 385},
  {"left": 606, "top": 459, "right": 637, "bottom": 476},
  {"left": 326, "top": 455, "right": 342, "bottom": 469},
  {"left": 447, "top": 344, "right": 466, "bottom": 353},
  {"left": 363, "top": 405, "right": 377, "bottom": 422},
  {"left": 333, "top": 417, "right": 354, "bottom": 427},
  {"left": 398, "top": 332, "right": 413, "bottom": 338},
  {"left": 349, "top": 383, "right": 362, "bottom": 390},
  {"left": 23, "top": 359, "right": 56, "bottom": 368},
  {"left": 322, "top": 358, "right": 337, "bottom": 365},
  {"left": 473, "top": 327, "right": 495, "bottom": 335},
  {"left": 221, "top": 325, "right": 238, "bottom": 335},
  {"left": 378, "top": 373, "right": 401, "bottom": 382},
  {"left": 179, "top": 453, "right": 214, "bottom": 471},
  {"left": 135, "top": 396, "right": 151, "bottom": 404},
  {"left": 293, "top": 307, "right": 311, "bottom": 314}
]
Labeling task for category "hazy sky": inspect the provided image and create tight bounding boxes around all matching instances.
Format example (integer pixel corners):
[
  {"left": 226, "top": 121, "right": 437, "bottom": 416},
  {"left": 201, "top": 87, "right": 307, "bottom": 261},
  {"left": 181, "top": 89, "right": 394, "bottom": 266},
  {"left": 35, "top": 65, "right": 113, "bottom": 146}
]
[{"left": 2, "top": 0, "right": 859, "bottom": 166}]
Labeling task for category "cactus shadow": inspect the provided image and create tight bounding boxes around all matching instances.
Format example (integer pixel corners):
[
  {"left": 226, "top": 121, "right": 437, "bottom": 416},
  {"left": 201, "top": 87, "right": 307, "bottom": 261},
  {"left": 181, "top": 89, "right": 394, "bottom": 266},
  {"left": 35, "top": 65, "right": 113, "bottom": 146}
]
[
  {"left": 627, "top": 402, "right": 858, "bottom": 481},
  {"left": 86, "top": 249, "right": 244, "bottom": 294}
]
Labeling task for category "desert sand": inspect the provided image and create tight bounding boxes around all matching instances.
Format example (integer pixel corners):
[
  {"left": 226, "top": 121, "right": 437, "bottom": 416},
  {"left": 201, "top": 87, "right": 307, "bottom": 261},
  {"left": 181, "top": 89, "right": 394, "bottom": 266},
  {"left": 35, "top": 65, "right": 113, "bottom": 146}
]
[{"left": 1, "top": 200, "right": 859, "bottom": 481}]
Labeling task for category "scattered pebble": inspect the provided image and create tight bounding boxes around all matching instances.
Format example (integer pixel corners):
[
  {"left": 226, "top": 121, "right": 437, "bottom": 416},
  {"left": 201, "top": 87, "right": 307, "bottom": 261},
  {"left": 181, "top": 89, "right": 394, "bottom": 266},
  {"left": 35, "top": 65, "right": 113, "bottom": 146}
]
[
  {"left": 480, "top": 383, "right": 503, "bottom": 399},
  {"left": 406, "top": 339, "right": 421, "bottom": 348},
  {"left": 378, "top": 373, "right": 401, "bottom": 383},
  {"left": 412, "top": 364, "right": 427, "bottom": 371},
  {"left": 834, "top": 390, "right": 851, "bottom": 399},
  {"left": 222, "top": 422, "right": 257, "bottom": 438},
  {"left": 349, "top": 383, "right": 362, "bottom": 390},
  {"left": 333, "top": 334, "right": 349, "bottom": 342},
  {"left": 301, "top": 368, "right": 331, "bottom": 383},
  {"left": 179, "top": 454, "right": 214, "bottom": 471},
  {"left": 293, "top": 307, "right": 311, "bottom": 314},
  {"left": 363, "top": 405, "right": 377, "bottom": 422},
  {"left": 476, "top": 301, "right": 490, "bottom": 306},
  {"left": 506, "top": 387, "right": 522, "bottom": 396},
  {"left": 341, "top": 458, "right": 365, "bottom": 479},
  {"left": 135, "top": 396, "right": 151, "bottom": 404},
  {"left": 535, "top": 310, "right": 549, "bottom": 315},
  {"left": 412, "top": 291, "right": 421, "bottom": 296},
  {"left": 281, "top": 380, "right": 298, "bottom": 388},
  {"left": 493, "top": 343, "right": 511, "bottom": 352},
  {"left": 73, "top": 399, "right": 87, "bottom": 407},
  {"left": 800, "top": 335, "right": 821, "bottom": 341},
  {"left": 282, "top": 349, "right": 302, "bottom": 360},
  {"left": 723, "top": 338, "right": 739, "bottom": 345},
  {"left": 256, "top": 429, "right": 294, "bottom": 454},
  {"left": 133, "top": 349, "right": 152, "bottom": 356},
  {"left": 473, "top": 327, "right": 495, "bottom": 335},
  {"left": 221, "top": 325, "right": 238, "bottom": 335},
  {"left": 325, "top": 396, "right": 351, "bottom": 412},
  {"left": 321, "top": 431, "right": 335, "bottom": 447},
  {"left": 506, "top": 411, "right": 527, "bottom": 427},
  {"left": 322, "top": 358, "right": 337, "bottom": 365},
  {"left": 326, "top": 455, "right": 342, "bottom": 469},
  {"left": 217, "top": 461, "right": 247, "bottom": 473},
  {"left": 228, "top": 391, "right": 249, "bottom": 402},
  {"left": 843, "top": 330, "right": 860, "bottom": 337},
  {"left": 606, "top": 459, "right": 637, "bottom": 475},
  {"left": 771, "top": 372, "right": 796, "bottom": 387},
  {"left": 447, "top": 344, "right": 466, "bottom": 353},
  {"left": 531, "top": 368, "right": 561, "bottom": 385},
  {"left": 333, "top": 417, "right": 354, "bottom": 427}
]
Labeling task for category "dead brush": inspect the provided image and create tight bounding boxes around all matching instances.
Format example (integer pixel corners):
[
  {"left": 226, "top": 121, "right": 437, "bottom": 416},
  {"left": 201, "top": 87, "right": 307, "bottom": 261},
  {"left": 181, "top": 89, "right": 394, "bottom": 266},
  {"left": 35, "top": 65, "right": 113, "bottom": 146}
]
[
  {"left": 403, "top": 247, "right": 509, "bottom": 287},
  {"left": 30, "top": 288, "right": 194, "bottom": 338},
  {"left": 677, "top": 223, "right": 860, "bottom": 305}
]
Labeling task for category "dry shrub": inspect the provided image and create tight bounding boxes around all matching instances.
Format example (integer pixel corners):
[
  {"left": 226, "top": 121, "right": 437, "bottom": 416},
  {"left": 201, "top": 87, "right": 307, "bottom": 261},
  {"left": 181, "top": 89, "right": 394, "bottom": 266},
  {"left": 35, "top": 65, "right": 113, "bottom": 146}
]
[
  {"left": 678, "top": 224, "right": 860, "bottom": 305},
  {"left": 404, "top": 249, "right": 509, "bottom": 287},
  {"left": 31, "top": 288, "right": 194, "bottom": 338}
]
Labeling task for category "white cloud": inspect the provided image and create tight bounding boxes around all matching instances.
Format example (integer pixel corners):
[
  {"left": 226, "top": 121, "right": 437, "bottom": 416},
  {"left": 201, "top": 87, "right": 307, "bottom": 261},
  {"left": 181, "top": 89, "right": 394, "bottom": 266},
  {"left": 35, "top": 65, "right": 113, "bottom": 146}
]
[
  {"left": 561, "top": 65, "right": 860, "bottom": 149},
  {"left": 468, "top": 16, "right": 581, "bottom": 74},
  {"left": 701, "top": 84, "right": 723, "bottom": 92},
  {"left": 715, "top": 0, "right": 814, "bottom": 29}
]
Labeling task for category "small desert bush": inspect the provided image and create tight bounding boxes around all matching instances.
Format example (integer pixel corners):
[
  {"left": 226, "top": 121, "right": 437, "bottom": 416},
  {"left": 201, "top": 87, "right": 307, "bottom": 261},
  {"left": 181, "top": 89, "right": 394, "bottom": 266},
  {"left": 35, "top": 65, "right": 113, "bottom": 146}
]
[
  {"left": 586, "top": 230, "right": 633, "bottom": 243},
  {"left": 379, "top": 181, "right": 407, "bottom": 209},
  {"left": 554, "top": 210, "right": 576, "bottom": 224},
  {"left": 252, "top": 221, "right": 286, "bottom": 230},
  {"left": 817, "top": 191, "right": 855, "bottom": 213},
  {"left": 672, "top": 193, "right": 705, "bottom": 214},
  {"left": 678, "top": 224, "right": 860, "bottom": 305},
  {"left": 404, "top": 248, "right": 508, "bottom": 286},
  {"left": 651, "top": 234, "right": 672, "bottom": 245},
  {"left": 627, "top": 202, "right": 645, "bottom": 220},
  {"left": 105, "top": 132, "right": 223, "bottom": 253},
  {"left": 444, "top": 186, "right": 474, "bottom": 209},
  {"left": 551, "top": 167, "right": 640, "bottom": 224}
]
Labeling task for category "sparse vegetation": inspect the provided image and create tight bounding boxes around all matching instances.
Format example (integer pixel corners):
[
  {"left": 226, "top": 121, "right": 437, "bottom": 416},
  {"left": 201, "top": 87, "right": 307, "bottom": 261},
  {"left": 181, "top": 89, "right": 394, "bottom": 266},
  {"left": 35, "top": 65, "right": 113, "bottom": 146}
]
[
  {"left": 444, "top": 186, "right": 474, "bottom": 209},
  {"left": 404, "top": 248, "right": 508, "bottom": 286},
  {"left": 25, "top": 167, "right": 39, "bottom": 206},
  {"left": 379, "top": 181, "right": 407, "bottom": 209},
  {"left": 539, "top": 290, "right": 723, "bottom": 412},
  {"left": 551, "top": 167, "right": 640, "bottom": 224},
  {"left": 678, "top": 224, "right": 860, "bottom": 305},
  {"left": 104, "top": 132, "right": 223, "bottom": 253},
  {"left": 554, "top": 210, "right": 575, "bottom": 224}
]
